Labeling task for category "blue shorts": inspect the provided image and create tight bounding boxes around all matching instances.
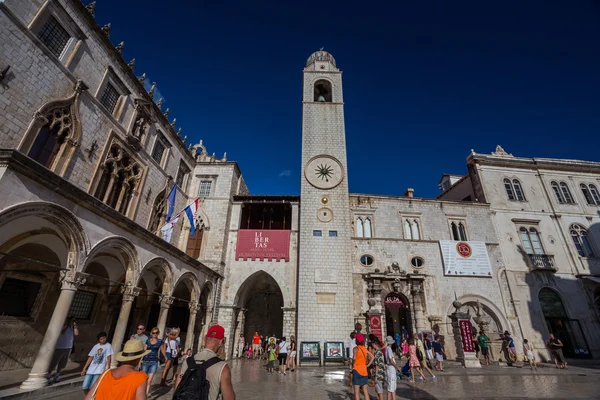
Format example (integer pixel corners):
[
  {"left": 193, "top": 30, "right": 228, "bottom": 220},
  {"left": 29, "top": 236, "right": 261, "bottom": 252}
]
[
  {"left": 141, "top": 362, "right": 158, "bottom": 374},
  {"left": 82, "top": 373, "right": 100, "bottom": 390},
  {"left": 352, "top": 370, "right": 368, "bottom": 386}
]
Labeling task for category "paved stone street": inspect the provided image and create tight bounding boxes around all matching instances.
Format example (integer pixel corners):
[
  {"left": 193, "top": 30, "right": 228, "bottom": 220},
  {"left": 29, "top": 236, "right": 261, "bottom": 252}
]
[{"left": 35, "top": 359, "right": 600, "bottom": 400}]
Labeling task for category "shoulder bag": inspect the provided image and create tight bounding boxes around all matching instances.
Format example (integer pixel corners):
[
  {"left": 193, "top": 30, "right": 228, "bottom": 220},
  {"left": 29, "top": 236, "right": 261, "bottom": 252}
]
[{"left": 89, "top": 369, "right": 111, "bottom": 400}]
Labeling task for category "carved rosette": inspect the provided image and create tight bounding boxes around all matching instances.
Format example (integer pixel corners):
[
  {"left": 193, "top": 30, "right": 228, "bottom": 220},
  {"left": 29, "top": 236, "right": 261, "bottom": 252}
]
[
  {"left": 159, "top": 295, "right": 174, "bottom": 309},
  {"left": 59, "top": 270, "right": 87, "bottom": 291},
  {"left": 121, "top": 285, "right": 141, "bottom": 302}
]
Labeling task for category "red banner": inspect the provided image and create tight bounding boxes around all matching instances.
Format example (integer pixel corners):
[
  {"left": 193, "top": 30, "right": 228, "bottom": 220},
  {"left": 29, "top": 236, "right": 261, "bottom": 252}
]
[
  {"left": 235, "top": 230, "right": 290, "bottom": 261},
  {"left": 459, "top": 319, "right": 475, "bottom": 353},
  {"left": 368, "top": 314, "right": 383, "bottom": 344}
]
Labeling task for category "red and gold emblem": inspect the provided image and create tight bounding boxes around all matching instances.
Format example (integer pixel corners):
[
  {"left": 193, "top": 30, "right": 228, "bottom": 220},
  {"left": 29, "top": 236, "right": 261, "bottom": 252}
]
[{"left": 456, "top": 242, "right": 472, "bottom": 258}]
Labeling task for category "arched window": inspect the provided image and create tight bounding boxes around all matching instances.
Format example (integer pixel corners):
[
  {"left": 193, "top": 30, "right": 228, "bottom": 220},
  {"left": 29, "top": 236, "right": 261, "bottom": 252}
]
[
  {"left": 539, "top": 287, "right": 568, "bottom": 319},
  {"left": 519, "top": 227, "right": 545, "bottom": 255},
  {"left": 581, "top": 184, "right": 600, "bottom": 205},
  {"left": 560, "top": 182, "right": 574, "bottom": 204},
  {"left": 512, "top": 179, "right": 526, "bottom": 201},
  {"left": 404, "top": 219, "right": 412, "bottom": 240},
  {"left": 570, "top": 224, "right": 594, "bottom": 257},
  {"left": 186, "top": 225, "right": 204, "bottom": 259},
  {"left": 551, "top": 181, "right": 564, "bottom": 203},
  {"left": 364, "top": 218, "right": 372, "bottom": 238},
  {"left": 313, "top": 79, "right": 332, "bottom": 102},
  {"left": 411, "top": 219, "right": 421, "bottom": 240},
  {"left": 94, "top": 143, "right": 142, "bottom": 216},
  {"left": 458, "top": 222, "right": 467, "bottom": 241},
  {"left": 28, "top": 125, "right": 63, "bottom": 168},
  {"left": 148, "top": 189, "right": 167, "bottom": 234},
  {"left": 451, "top": 222, "right": 460, "bottom": 240},
  {"left": 504, "top": 178, "right": 526, "bottom": 201},
  {"left": 504, "top": 178, "right": 515, "bottom": 201},
  {"left": 356, "top": 217, "right": 364, "bottom": 237}
]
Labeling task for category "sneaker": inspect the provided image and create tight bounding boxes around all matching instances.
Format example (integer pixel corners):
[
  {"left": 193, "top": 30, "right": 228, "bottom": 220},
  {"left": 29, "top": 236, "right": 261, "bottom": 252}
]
[
  {"left": 283, "top": 372, "right": 287, "bottom": 375},
  {"left": 432, "top": 376, "right": 437, "bottom": 380},
  {"left": 53, "top": 374, "right": 61, "bottom": 383},
  {"left": 417, "top": 377, "right": 423, "bottom": 381}
]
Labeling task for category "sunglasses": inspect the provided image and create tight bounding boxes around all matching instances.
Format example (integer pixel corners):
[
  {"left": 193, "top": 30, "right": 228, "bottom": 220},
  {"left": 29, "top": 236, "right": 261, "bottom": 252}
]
[
  {"left": 151, "top": 331, "right": 159, "bottom": 335},
  {"left": 137, "top": 328, "right": 145, "bottom": 330}
]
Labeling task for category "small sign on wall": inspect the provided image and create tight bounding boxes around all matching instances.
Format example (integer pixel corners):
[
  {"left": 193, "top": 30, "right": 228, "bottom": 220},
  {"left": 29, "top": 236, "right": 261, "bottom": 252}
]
[
  {"left": 316, "top": 292, "right": 336, "bottom": 304},
  {"left": 315, "top": 269, "right": 337, "bottom": 283}
]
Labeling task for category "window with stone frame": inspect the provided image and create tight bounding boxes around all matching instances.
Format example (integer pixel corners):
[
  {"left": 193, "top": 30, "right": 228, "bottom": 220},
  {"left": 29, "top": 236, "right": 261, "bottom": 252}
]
[
  {"left": 36, "top": 14, "right": 71, "bottom": 59},
  {"left": 100, "top": 82, "right": 120, "bottom": 114},
  {"left": 518, "top": 227, "right": 545, "bottom": 255},
  {"left": 449, "top": 220, "right": 468, "bottom": 241},
  {"left": 402, "top": 217, "right": 421, "bottom": 240},
  {"left": 0, "top": 278, "right": 42, "bottom": 318},
  {"left": 28, "top": 112, "right": 70, "bottom": 169},
  {"left": 198, "top": 181, "right": 212, "bottom": 197},
  {"left": 93, "top": 142, "right": 143, "bottom": 215},
  {"left": 551, "top": 181, "right": 575, "bottom": 204},
  {"left": 504, "top": 178, "right": 526, "bottom": 201},
  {"left": 580, "top": 183, "right": 600, "bottom": 206},
  {"left": 570, "top": 224, "right": 595, "bottom": 257},
  {"left": 148, "top": 189, "right": 167, "bottom": 233},
  {"left": 151, "top": 134, "right": 168, "bottom": 166},
  {"left": 176, "top": 161, "right": 191, "bottom": 191},
  {"left": 355, "top": 216, "right": 373, "bottom": 238}
]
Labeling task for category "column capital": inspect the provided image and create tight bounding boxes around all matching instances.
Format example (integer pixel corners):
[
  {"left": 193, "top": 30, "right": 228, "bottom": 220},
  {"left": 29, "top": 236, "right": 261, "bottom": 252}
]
[
  {"left": 188, "top": 301, "right": 201, "bottom": 314},
  {"left": 59, "top": 270, "right": 86, "bottom": 291},
  {"left": 121, "top": 285, "right": 141, "bottom": 302},
  {"left": 159, "top": 294, "right": 174, "bottom": 309}
]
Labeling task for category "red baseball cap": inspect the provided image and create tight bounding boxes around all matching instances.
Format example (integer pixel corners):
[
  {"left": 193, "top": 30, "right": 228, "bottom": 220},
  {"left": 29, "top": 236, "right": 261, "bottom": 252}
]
[{"left": 206, "top": 324, "right": 225, "bottom": 340}]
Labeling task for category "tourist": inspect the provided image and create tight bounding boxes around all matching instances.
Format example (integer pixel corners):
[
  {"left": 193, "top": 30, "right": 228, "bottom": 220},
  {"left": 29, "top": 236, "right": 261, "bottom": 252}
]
[
  {"left": 401, "top": 325, "right": 409, "bottom": 340},
  {"left": 503, "top": 331, "right": 517, "bottom": 363},
  {"left": 413, "top": 333, "right": 436, "bottom": 380},
  {"left": 477, "top": 331, "right": 491, "bottom": 366},
  {"left": 407, "top": 338, "right": 427, "bottom": 383},
  {"left": 85, "top": 339, "right": 149, "bottom": 400},
  {"left": 547, "top": 333, "right": 567, "bottom": 369},
  {"left": 523, "top": 339, "right": 537, "bottom": 370},
  {"left": 472, "top": 333, "right": 480, "bottom": 359},
  {"left": 237, "top": 334, "right": 245, "bottom": 358},
  {"left": 287, "top": 335, "right": 297, "bottom": 372},
  {"left": 394, "top": 333, "right": 401, "bottom": 350},
  {"left": 348, "top": 331, "right": 357, "bottom": 386},
  {"left": 47, "top": 316, "right": 79, "bottom": 384},
  {"left": 244, "top": 343, "right": 252, "bottom": 359},
  {"left": 140, "top": 327, "right": 167, "bottom": 396},
  {"left": 400, "top": 338, "right": 409, "bottom": 358},
  {"left": 371, "top": 337, "right": 385, "bottom": 400},
  {"left": 384, "top": 336, "right": 401, "bottom": 398},
  {"left": 351, "top": 333, "right": 374, "bottom": 400},
  {"left": 160, "top": 327, "right": 181, "bottom": 386},
  {"left": 177, "top": 325, "right": 236, "bottom": 400},
  {"left": 267, "top": 343, "right": 277, "bottom": 375},
  {"left": 252, "top": 332, "right": 261, "bottom": 358},
  {"left": 423, "top": 333, "right": 434, "bottom": 366},
  {"left": 432, "top": 336, "right": 445, "bottom": 372},
  {"left": 130, "top": 324, "right": 148, "bottom": 344},
  {"left": 81, "top": 331, "right": 113, "bottom": 395},
  {"left": 278, "top": 336, "right": 289, "bottom": 375}
]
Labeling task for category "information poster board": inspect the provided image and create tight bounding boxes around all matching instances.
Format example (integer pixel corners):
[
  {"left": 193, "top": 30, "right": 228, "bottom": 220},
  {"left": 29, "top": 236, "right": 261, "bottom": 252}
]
[
  {"left": 368, "top": 314, "right": 383, "bottom": 344},
  {"left": 324, "top": 341, "right": 344, "bottom": 359},
  {"left": 300, "top": 341, "right": 321, "bottom": 362},
  {"left": 439, "top": 241, "right": 493, "bottom": 277},
  {"left": 459, "top": 319, "right": 475, "bottom": 353}
]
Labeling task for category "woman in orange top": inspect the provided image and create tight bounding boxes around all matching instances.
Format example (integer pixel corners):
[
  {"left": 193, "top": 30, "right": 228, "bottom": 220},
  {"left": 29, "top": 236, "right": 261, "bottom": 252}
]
[
  {"left": 85, "top": 339, "right": 150, "bottom": 400},
  {"left": 352, "top": 333, "right": 374, "bottom": 400}
]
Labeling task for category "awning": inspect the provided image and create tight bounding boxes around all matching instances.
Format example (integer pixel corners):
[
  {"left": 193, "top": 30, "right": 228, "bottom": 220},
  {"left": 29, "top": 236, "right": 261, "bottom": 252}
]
[{"left": 582, "top": 276, "right": 600, "bottom": 285}]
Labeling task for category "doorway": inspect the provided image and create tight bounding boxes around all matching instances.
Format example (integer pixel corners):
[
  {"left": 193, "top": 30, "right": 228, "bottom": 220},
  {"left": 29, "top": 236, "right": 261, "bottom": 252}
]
[
  {"left": 237, "top": 272, "right": 284, "bottom": 340},
  {"left": 384, "top": 292, "right": 411, "bottom": 341}
]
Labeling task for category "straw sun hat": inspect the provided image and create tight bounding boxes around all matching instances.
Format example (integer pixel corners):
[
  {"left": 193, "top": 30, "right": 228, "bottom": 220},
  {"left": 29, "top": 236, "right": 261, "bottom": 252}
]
[{"left": 115, "top": 339, "right": 151, "bottom": 362}]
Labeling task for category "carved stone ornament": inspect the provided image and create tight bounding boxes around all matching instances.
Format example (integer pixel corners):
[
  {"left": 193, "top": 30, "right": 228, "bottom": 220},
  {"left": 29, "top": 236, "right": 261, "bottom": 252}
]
[
  {"left": 159, "top": 294, "right": 174, "bottom": 308},
  {"left": 86, "top": 1, "right": 97, "bottom": 17},
  {"left": 115, "top": 42, "right": 124, "bottom": 55},
  {"left": 138, "top": 73, "right": 146, "bottom": 85},
  {"left": 121, "top": 285, "right": 142, "bottom": 302},
  {"left": 491, "top": 145, "right": 514, "bottom": 157},
  {"left": 188, "top": 301, "right": 201, "bottom": 314},
  {"left": 148, "top": 82, "right": 156, "bottom": 98},
  {"left": 59, "top": 269, "right": 87, "bottom": 291},
  {"left": 128, "top": 58, "right": 135, "bottom": 70},
  {"left": 101, "top": 23, "right": 111, "bottom": 38}
]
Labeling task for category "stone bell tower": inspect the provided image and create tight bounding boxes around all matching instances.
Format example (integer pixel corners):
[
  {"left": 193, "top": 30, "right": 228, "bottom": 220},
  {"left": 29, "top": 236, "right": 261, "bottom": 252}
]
[{"left": 297, "top": 51, "right": 354, "bottom": 351}]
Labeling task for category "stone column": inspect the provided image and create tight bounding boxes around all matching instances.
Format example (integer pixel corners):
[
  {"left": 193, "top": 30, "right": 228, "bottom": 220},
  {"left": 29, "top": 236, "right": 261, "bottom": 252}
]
[
  {"left": 184, "top": 301, "right": 201, "bottom": 351},
  {"left": 111, "top": 285, "right": 141, "bottom": 367},
  {"left": 282, "top": 307, "right": 297, "bottom": 339},
  {"left": 218, "top": 306, "right": 236, "bottom": 359},
  {"left": 21, "top": 270, "right": 86, "bottom": 389},
  {"left": 157, "top": 295, "right": 174, "bottom": 337},
  {"left": 411, "top": 283, "right": 425, "bottom": 334}
]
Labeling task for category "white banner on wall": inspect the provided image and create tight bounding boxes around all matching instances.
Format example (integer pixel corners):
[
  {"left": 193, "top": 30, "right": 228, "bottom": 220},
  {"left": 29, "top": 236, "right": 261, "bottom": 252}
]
[{"left": 439, "top": 241, "right": 492, "bottom": 277}]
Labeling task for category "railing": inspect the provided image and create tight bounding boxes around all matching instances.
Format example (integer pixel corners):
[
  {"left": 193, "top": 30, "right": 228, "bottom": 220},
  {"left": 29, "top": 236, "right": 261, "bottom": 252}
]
[{"left": 528, "top": 254, "right": 556, "bottom": 272}]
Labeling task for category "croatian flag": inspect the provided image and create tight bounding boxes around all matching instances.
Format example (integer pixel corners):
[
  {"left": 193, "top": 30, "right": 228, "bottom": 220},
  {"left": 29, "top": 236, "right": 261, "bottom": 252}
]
[
  {"left": 166, "top": 184, "right": 177, "bottom": 221},
  {"left": 160, "top": 215, "right": 180, "bottom": 243},
  {"left": 184, "top": 198, "right": 199, "bottom": 237}
]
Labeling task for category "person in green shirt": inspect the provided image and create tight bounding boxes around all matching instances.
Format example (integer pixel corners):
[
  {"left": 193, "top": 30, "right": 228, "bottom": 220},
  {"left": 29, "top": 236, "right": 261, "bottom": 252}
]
[
  {"left": 267, "top": 344, "right": 277, "bottom": 375},
  {"left": 477, "top": 331, "right": 491, "bottom": 365}
]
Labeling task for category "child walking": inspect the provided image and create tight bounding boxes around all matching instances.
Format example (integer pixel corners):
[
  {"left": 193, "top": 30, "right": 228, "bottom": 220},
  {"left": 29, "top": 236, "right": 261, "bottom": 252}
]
[
  {"left": 523, "top": 339, "right": 537, "bottom": 370},
  {"left": 432, "top": 336, "right": 445, "bottom": 372},
  {"left": 267, "top": 344, "right": 277, "bottom": 374},
  {"left": 81, "top": 331, "right": 113, "bottom": 395}
]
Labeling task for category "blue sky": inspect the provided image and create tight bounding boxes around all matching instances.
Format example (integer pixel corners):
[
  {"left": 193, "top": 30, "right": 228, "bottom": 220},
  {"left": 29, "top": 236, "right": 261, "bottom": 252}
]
[{"left": 95, "top": 0, "right": 600, "bottom": 198}]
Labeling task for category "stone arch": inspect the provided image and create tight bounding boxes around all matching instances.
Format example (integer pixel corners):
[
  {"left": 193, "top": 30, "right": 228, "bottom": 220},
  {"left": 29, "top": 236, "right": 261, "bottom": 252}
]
[
  {"left": 171, "top": 271, "right": 201, "bottom": 302},
  {"left": 82, "top": 236, "right": 140, "bottom": 283},
  {"left": 446, "top": 294, "right": 510, "bottom": 337},
  {"left": 230, "top": 269, "right": 293, "bottom": 309},
  {"left": 18, "top": 80, "right": 85, "bottom": 177},
  {"left": 0, "top": 201, "right": 89, "bottom": 268},
  {"left": 137, "top": 257, "right": 173, "bottom": 294},
  {"left": 314, "top": 79, "right": 333, "bottom": 102}
]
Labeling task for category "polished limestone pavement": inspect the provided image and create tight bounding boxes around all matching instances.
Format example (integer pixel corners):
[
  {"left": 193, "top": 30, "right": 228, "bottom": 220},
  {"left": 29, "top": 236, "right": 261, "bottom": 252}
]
[{"left": 32, "top": 358, "right": 600, "bottom": 399}]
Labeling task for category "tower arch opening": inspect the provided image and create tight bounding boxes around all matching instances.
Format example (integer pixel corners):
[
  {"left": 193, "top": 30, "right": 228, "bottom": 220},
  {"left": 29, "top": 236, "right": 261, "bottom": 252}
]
[{"left": 314, "top": 79, "right": 332, "bottom": 102}]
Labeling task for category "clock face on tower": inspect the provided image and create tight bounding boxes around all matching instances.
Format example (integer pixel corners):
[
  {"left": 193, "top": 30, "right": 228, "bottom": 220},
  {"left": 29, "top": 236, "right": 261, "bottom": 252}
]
[{"left": 304, "top": 155, "right": 344, "bottom": 190}]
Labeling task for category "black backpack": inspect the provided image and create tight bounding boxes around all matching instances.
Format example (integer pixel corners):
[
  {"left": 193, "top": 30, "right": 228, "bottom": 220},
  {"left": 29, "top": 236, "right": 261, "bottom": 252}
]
[{"left": 172, "top": 356, "right": 221, "bottom": 400}]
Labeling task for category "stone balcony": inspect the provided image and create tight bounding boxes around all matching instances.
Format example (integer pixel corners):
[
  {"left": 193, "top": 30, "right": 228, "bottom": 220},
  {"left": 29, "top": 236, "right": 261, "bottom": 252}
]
[{"left": 527, "top": 254, "right": 557, "bottom": 272}]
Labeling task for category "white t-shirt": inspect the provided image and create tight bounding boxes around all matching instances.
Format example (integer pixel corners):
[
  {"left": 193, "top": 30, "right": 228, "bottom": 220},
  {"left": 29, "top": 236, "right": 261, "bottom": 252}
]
[
  {"left": 167, "top": 339, "right": 179, "bottom": 357},
  {"left": 349, "top": 339, "right": 357, "bottom": 359},
  {"left": 385, "top": 346, "right": 396, "bottom": 367},
  {"left": 279, "top": 341, "right": 289, "bottom": 354},
  {"left": 87, "top": 343, "right": 113, "bottom": 375},
  {"left": 56, "top": 327, "right": 75, "bottom": 349}
]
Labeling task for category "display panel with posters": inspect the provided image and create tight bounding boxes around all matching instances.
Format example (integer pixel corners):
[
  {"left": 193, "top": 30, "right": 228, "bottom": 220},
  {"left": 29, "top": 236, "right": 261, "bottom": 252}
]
[
  {"left": 300, "top": 341, "right": 321, "bottom": 364},
  {"left": 324, "top": 342, "right": 344, "bottom": 359},
  {"left": 439, "top": 240, "right": 493, "bottom": 277}
]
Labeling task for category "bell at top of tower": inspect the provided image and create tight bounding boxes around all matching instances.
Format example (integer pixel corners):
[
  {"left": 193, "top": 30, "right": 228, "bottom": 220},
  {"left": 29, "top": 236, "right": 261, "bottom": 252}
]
[{"left": 305, "top": 50, "right": 339, "bottom": 72}]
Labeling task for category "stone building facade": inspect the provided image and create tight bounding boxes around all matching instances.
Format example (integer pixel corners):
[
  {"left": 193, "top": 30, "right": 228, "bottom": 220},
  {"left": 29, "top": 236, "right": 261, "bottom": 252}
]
[{"left": 439, "top": 147, "right": 600, "bottom": 359}]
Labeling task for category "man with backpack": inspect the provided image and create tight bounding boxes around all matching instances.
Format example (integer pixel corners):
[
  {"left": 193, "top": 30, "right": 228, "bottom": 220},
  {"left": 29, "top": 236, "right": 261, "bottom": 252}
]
[{"left": 174, "top": 325, "right": 236, "bottom": 400}]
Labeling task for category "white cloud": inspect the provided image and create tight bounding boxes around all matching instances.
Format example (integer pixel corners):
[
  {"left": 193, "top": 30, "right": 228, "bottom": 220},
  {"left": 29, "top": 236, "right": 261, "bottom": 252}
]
[{"left": 278, "top": 170, "right": 292, "bottom": 177}]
